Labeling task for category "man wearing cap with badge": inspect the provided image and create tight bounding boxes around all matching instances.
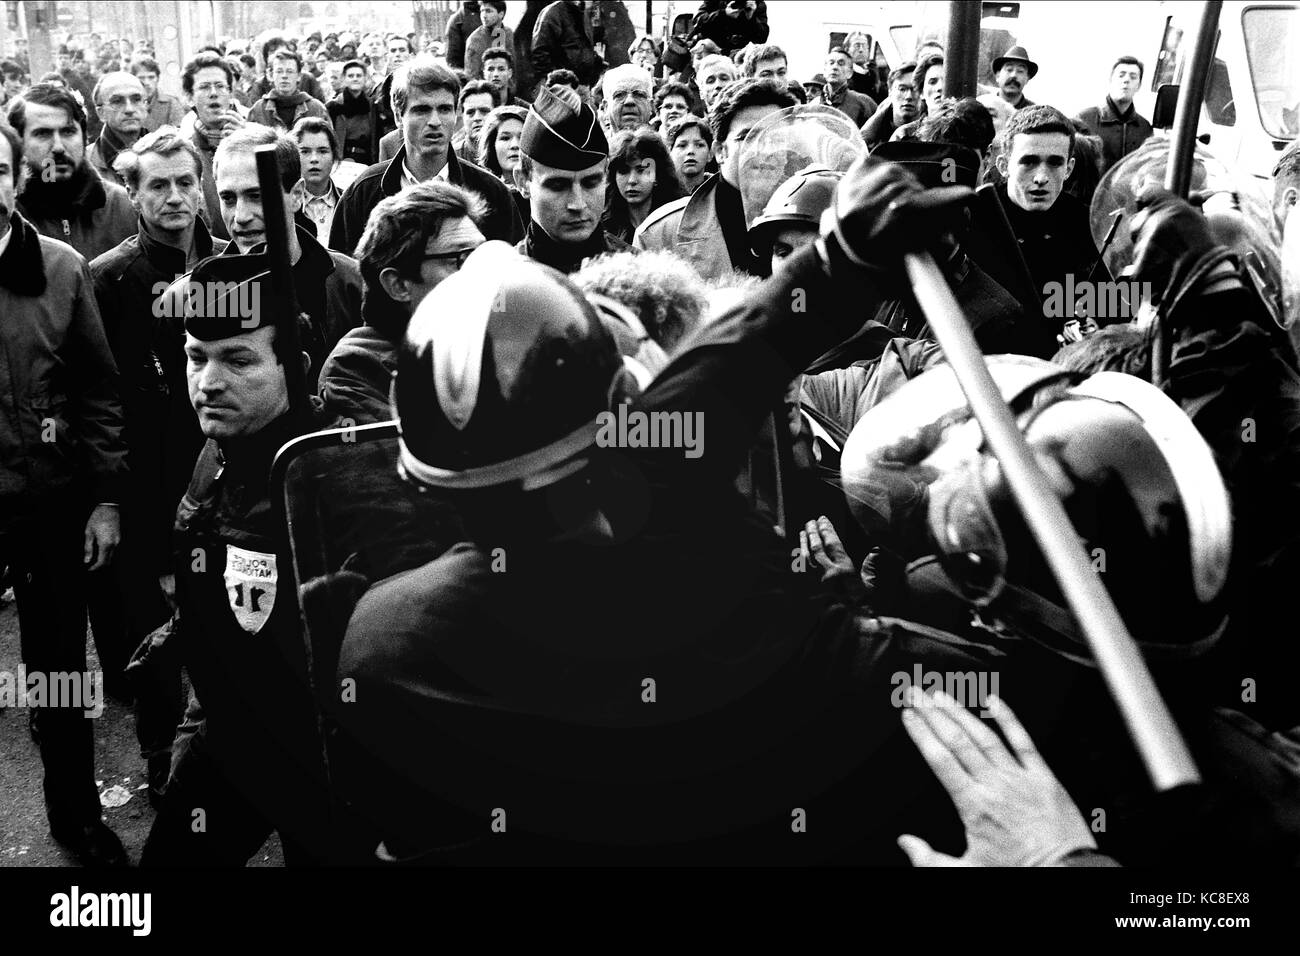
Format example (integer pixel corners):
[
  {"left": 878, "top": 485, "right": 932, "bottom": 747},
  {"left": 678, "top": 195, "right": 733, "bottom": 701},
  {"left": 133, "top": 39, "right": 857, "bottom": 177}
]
[
  {"left": 514, "top": 83, "right": 632, "bottom": 273},
  {"left": 990, "top": 45, "right": 1037, "bottom": 111},
  {"left": 140, "top": 252, "right": 355, "bottom": 866}
]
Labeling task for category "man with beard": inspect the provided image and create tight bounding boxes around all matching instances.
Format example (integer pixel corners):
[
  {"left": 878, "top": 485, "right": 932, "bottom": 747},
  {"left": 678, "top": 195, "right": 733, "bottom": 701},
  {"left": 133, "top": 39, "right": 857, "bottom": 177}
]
[
  {"left": 601, "top": 64, "right": 653, "bottom": 132},
  {"left": 636, "top": 79, "right": 795, "bottom": 281},
  {"left": 991, "top": 45, "right": 1038, "bottom": 111},
  {"left": 330, "top": 57, "right": 522, "bottom": 257},
  {"left": 514, "top": 84, "right": 629, "bottom": 272},
  {"left": 87, "top": 72, "right": 147, "bottom": 187},
  {"left": 0, "top": 120, "right": 129, "bottom": 867},
  {"left": 7, "top": 84, "right": 135, "bottom": 261},
  {"left": 328, "top": 60, "right": 378, "bottom": 165},
  {"left": 861, "top": 62, "right": 918, "bottom": 150}
]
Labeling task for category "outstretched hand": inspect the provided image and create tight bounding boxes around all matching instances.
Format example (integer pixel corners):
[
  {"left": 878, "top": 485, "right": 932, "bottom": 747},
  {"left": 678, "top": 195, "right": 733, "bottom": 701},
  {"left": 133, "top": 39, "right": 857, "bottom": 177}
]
[{"left": 897, "top": 688, "right": 1098, "bottom": 866}]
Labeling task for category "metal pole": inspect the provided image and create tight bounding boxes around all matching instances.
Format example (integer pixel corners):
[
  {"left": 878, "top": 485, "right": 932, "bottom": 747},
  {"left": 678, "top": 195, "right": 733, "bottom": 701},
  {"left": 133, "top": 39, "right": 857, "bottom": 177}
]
[
  {"left": 944, "top": 0, "right": 982, "bottom": 99},
  {"left": 1165, "top": 1, "right": 1222, "bottom": 198},
  {"left": 254, "top": 144, "right": 309, "bottom": 417},
  {"left": 904, "top": 250, "right": 1201, "bottom": 792}
]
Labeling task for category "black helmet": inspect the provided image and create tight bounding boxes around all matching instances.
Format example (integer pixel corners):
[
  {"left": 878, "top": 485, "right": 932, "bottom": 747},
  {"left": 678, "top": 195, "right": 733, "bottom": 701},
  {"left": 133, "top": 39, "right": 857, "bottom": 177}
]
[
  {"left": 395, "top": 242, "right": 639, "bottom": 492},
  {"left": 748, "top": 164, "right": 842, "bottom": 258},
  {"left": 840, "top": 358, "right": 1233, "bottom": 662}
]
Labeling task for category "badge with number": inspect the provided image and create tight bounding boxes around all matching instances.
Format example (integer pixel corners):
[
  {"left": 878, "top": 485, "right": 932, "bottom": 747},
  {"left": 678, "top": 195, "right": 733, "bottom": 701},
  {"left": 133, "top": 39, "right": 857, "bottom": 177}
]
[{"left": 224, "top": 544, "right": 278, "bottom": 635}]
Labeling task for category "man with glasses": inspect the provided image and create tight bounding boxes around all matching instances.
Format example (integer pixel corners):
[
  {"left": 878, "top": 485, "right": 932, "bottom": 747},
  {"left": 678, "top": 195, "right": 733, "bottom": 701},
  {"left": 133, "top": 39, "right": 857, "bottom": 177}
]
[
  {"left": 248, "top": 50, "right": 328, "bottom": 132},
  {"left": 862, "top": 62, "right": 918, "bottom": 150},
  {"left": 321, "top": 179, "right": 486, "bottom": 424},
  {"left": 183, "top": 52, "right": 245, "bottom": 241},
  {"left": 88, "top": 72, "right": 147, "bottom": 186}
]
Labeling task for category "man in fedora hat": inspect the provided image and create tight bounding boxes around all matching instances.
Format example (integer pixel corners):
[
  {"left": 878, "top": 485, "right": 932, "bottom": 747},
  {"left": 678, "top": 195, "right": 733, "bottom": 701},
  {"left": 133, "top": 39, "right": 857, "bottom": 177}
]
[{"left": 992, "top": 45, "right": 1037, "bottom": 111}]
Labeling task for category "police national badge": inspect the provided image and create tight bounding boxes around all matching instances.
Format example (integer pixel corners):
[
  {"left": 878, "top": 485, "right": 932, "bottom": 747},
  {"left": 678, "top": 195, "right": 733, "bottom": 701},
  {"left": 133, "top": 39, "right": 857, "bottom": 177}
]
[{"left": 224, "top": 544, "right": 278, "bottom": 635}]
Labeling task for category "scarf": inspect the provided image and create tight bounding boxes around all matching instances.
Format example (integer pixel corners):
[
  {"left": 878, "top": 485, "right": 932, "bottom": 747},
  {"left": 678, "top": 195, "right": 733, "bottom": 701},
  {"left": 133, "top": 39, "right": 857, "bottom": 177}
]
[
  {"left": 0, "top": 212, "right": 47, "bottom": 296},
  {"left": 16, "top": 160, "right": 107, "bottom": 224},
  {"left": 95, "top": 124, "right": 136, "bottom": 176},
  {"left": 193, "top": 116, "right": 225, "bottom": 150}
]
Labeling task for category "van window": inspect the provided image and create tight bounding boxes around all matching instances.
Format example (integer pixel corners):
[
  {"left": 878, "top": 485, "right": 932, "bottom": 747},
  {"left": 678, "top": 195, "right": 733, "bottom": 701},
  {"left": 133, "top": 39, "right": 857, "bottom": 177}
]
[
  {"left": 1243, "top": 6, "right": 1300, "bottom": 138},
  {"left": 1205, "top": 57, "right": 1237, "bottom": 126},
  {"left": 1153, "top": 17, "right": 1183, "bottom": 91}
]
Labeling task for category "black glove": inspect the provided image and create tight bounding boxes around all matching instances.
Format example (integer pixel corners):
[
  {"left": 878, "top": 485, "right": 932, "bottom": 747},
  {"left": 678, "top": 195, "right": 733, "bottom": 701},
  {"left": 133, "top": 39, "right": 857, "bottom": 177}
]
[
  {"left": 1127, "top": 184, "right": 1234, "bottom": 310},
  {"left": 823, "top": 154, "right": 973, "bottom": 276}
]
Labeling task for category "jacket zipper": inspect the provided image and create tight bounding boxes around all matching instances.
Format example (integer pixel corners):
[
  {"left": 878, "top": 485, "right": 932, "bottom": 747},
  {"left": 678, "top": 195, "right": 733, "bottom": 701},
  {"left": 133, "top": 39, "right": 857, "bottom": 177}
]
[{"left": 62, "top": 219, "right": 70, "bottom": 236}]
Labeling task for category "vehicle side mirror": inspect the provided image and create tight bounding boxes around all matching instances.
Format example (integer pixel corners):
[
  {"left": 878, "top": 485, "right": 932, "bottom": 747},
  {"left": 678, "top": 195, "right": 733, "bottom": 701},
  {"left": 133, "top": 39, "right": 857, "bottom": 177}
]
[{"left": 1152, "top": 83, "right": 1179, "bottom": 130}]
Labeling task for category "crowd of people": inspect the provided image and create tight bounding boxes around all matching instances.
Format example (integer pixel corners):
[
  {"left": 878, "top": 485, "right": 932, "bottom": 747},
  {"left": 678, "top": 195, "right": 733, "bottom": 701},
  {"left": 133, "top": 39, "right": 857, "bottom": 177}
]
[{"left": 2, "top": 0, "right": 1300, "bottom": 868}]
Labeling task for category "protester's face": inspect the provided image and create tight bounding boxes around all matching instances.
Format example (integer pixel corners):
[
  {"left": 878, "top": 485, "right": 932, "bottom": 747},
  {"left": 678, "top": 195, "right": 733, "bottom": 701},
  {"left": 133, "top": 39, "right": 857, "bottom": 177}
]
[
  {"left": 341, "top": 44, "right": 357, "bottom": 60},
  {"left": 297, "top": 132, "right": 335, "bottom": 191},
  {"left": 671, "top": 127, "right": 709, "bottom": 180},
  {"left": 890, "top": 70, "right": 917, "bottom": 121},
  {"left": 634, "top": 41, "right": 656, "bottom": 71},
  {"left": 270, "top": 58, "right": 300, "bottom": 96},
  {"left": 386, "top": 39, "right": 410, "bottom": 72},
  {"left": 482, "top": 5, "right": 503, "bottom": 28},
  {"left": 484, "top": 56, "right": 512, "bottom": 91},
  {"left": 2, "top": 73, "right": 23, "bottom": 98},
  {"left": 343, "top": 66, "right": 366, "bottom": 94},
  {"left": 365, "top": 35, "right": 385, "bottom": 59},
  {"left": 616, "top": 156, "right": 656, "bottom": 207},
  {"left": 923, "top": 65, "right": 945, "bottom": 109},
  {"left": 408, "top": 216, "right": 485, "bottom": 305},
  {"left": 21, "top": 102, "right": 84, "bottom": 183},
  {"left": 217, "top": 149, "right": 302, "bottom": 252},
  {"left": 1109, "top": 63, "right": 1141, "bottom": 104},
  {"left": 997, "top": 62, "right": 1030, "bottom": 98},
  {"left": 57, "top": 53, "right": 71, "bottom": 71},
  {"left": 494, "top": 117, "right": 523, "bottom": 173},
  {"left": 699, "top": 61, "right": 736, "bottom": 109},
  {"left": 718, "top": 103, "right": 781, "bottom": 185},
  {"left": 316, "top": 52, "right": 330, "bottom": 72},
  {"left": 848, "top": 37, "right": 871, "bottom": 65},
  {"left": 241, "top": 60, "right": 258, "bottom": 80},
  {"left": 186, "top": 326, "right": 289, "bottom": 440},
  {"left": 462, "top": 92, "right": 495, "bottom": 144},
  {"left": 825, "top": 52, "right": 851, "bottom": 85},
  {"left": 191, "top": 66, "right": 232, "bottom": 125},
  {"left": 525, "top": 157, "right": 606, "bottom": 242},
  {"left": 658, "top": 94, "right": 689, "bottom": 129},
  {"left": 135, "top": 69, "right": 159, "bottom": 99},
  {"left": 1000, "top": 131, "right": 1073, "bottom": 211},
  {"left": 0, "top": 135, "right": 22, "bottom": 231},
  {"left": 131, "top": 148, "right": 202, "bottom": 235},
  {"left": 608, "top": 75, "right": 652, "bottom": 130},
  {"left": 752, "top": 56, "right": 787, "bottom": 89},
  {"left": 770, "top": 223, "right": 817, "bottom": 272},
  {"left": 98, "top": 74, "right": 146, "bottom": 136},
  {"left": 403, "top": 87, "right": 457, "bottom": 162}
]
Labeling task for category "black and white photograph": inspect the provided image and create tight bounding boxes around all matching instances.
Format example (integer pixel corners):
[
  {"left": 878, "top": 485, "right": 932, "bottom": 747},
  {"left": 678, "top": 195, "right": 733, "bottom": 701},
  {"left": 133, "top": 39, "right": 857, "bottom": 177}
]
[{"left": 0, "top": 0, "right": 1294, "bottom": 937}]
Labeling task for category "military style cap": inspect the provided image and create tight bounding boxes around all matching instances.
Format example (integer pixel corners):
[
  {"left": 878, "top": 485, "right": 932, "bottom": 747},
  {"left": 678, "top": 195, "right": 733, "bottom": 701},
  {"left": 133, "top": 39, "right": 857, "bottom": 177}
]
[
  {"left": 168, "top": 252, "right": 274, "bottom": 342},
  {"left": 520, "top": 84, "right": 609, "bottom": 171}
]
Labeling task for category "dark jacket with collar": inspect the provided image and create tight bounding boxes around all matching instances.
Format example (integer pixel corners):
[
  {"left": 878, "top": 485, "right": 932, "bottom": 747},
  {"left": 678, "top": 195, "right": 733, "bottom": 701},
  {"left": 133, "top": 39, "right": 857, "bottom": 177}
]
[
  {"left": 1076, "top": 98, "right": 1154, "bottom": 173},
  {"left": 17, "top": 161, "right": 137, "bottom": 263},
  {"left": 369, "top": 72, "right": 397, "bottom": 143},
  {"left": 531, "top": 0, "right": 604, "bottom": 87},
  {"left": 515, "top": 219, "right": 631, "bottom": 274},
  {"left": 328, "top": 142, "right": 525, "bottom": 256},
  {"left": 247, "top": 90, "right": 329, "bottom": 131},
  {"left": 822, "top": 82, "right": 877, "bottom": 127},
  {"left": 328, "top": 89, "right": 379, "bottom": 165},
  {"left": 90, "top": 218, "right": 228, "bottom": 567},
  {"left": 0, "top": 212, "right": 127, "bottom": 515}
]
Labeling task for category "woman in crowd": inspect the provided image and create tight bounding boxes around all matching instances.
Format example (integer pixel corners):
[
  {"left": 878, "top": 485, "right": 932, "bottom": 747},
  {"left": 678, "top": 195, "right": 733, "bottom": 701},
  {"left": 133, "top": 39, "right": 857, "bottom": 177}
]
[
  {"left": 602, "top": 127, "right": 685, "bottom": 244},
  {"left": 479, "top": 104, "right": 531, "bottom": 225}
]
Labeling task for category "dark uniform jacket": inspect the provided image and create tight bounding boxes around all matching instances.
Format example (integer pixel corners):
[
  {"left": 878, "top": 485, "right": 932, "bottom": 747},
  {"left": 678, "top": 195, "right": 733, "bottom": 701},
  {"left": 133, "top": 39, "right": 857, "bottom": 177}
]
[
  {"left": 515, "top": 220, "right": 631, "bottom": 274},
  {"left": 328, "top": 143, "right": 524, "bottom": 256},
  {"left": 90, "top": 218, "right": 228, "bottom": 569},
  {"left": 0, "top": 211, "right": 127, "bottom": 518}
]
